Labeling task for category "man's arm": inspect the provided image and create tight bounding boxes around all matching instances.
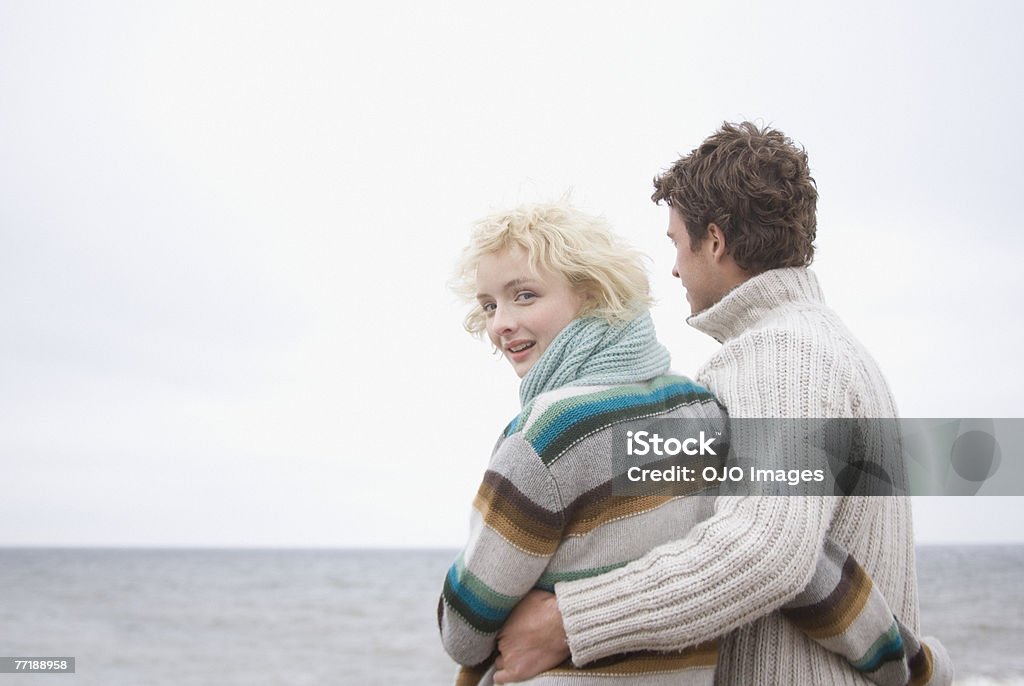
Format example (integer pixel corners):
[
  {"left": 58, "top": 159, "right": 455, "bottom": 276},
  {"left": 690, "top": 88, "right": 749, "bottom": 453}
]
[
  {"left": 492, "top": 494, "right": 834, "bottom": 676},
  {"left": 496, "top": 536, "right": 954, "bottom": 686},
  {"left": 554, "top": 492, "right": 835, "bottom": 664}
]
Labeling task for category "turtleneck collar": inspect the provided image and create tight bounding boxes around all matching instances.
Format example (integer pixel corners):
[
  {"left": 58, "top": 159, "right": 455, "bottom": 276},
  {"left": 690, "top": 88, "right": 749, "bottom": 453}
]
[{"left": 686, "top": 267, "right": 826, "bottom": 343}]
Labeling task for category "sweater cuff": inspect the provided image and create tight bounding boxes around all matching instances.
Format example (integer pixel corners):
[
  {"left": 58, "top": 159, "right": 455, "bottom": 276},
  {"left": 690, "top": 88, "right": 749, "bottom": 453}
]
[{"left": 555, "top": 570, "right": 641, "bottom": 666}]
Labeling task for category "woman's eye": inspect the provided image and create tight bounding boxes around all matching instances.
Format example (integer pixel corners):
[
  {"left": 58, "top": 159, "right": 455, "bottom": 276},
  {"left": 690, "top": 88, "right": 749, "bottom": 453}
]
[
  {"left": 481, "top": 302, "right": 496, "bottom": 313},
  {"left": 514, "top": 291, "right": 537, "bottom": 303}
]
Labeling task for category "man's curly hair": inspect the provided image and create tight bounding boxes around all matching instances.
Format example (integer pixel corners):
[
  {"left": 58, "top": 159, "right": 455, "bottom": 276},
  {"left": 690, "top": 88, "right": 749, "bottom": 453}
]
[{"left": 652, "top": 121, "right": 818, "bottom": 273}]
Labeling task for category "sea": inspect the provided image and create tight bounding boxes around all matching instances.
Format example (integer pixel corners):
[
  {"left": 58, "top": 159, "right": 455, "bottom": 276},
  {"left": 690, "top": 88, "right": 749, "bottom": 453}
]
[{"left": 0, "top": 546, "right": 1021, "bottom": 685}]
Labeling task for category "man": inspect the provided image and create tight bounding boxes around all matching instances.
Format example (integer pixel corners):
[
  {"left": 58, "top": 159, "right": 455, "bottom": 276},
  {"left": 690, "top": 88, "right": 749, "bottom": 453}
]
[{"left": 492, "top": 122, "right": 928, "bottom": 684}]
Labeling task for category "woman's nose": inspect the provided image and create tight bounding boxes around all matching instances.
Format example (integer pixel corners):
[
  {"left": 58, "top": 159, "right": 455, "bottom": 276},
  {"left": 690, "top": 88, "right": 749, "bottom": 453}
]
[{"left": 491, "top": 305, "right": 517, "bottom": 336}]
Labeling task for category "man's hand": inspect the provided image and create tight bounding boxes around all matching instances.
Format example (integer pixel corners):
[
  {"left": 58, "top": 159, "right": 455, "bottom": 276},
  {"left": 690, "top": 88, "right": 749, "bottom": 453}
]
[{"left": 493, "top": 589, "right": 571, "bottom": 684}]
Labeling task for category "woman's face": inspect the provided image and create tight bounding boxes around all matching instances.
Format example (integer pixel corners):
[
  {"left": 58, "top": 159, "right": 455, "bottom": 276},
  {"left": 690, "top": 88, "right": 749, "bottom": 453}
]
[{"left": 475, "top": 248, "right": 584, "bottom": 378}]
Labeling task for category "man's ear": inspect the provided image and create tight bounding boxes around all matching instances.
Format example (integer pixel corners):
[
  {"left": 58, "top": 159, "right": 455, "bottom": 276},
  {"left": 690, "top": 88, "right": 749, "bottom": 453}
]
[{"left": 706, "top": 223, "right": 728, "bottom": 262}]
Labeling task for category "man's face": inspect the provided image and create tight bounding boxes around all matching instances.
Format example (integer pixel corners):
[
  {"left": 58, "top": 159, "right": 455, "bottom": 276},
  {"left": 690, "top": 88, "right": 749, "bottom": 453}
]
[{"left": 667, "top": 207, "right": 717, "bottom": 315}]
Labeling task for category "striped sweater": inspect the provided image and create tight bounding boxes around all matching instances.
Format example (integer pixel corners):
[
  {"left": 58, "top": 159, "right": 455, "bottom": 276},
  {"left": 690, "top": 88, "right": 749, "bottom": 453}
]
[
  {"left": 439, "top": 375, "right": 726, "bottom": 685},
  {"left": 781, "top": 538, "right": 950, "bottom": 685}
]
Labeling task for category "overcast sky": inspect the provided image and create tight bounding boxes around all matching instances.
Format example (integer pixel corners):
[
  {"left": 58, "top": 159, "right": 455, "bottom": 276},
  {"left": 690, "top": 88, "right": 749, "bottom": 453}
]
[{"left": 1, "top": 0, "right": 1022, "bottom": 548}]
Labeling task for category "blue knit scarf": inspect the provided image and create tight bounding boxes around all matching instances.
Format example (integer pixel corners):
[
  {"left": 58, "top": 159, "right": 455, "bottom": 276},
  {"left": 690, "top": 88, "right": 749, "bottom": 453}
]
[{"left": 518, "top": 311, "right": 672, "bottom": 409}]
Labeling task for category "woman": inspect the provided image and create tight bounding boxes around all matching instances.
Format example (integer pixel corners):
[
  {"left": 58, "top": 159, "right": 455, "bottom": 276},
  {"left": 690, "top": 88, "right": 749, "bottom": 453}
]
[{"left": 438, "top": 201, "right": 725, "bottom": 685}]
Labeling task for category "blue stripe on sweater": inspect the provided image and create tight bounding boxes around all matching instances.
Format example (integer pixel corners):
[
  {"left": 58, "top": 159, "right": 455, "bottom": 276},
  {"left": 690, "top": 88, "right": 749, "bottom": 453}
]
[
  {"left": 444, "top": 563, "right": 513, "bottom": 626},
  {"left": 528, "top": 380, "right": 709, "bottom": 456},
  {"left": 852, "top": 620, "right": 905, "bottom": 672}
]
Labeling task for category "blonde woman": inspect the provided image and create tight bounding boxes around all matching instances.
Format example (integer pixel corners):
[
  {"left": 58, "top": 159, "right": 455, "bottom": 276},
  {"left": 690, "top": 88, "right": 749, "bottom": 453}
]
[{"left": 439, "top": 200, "right": 725, "bottom": 685}]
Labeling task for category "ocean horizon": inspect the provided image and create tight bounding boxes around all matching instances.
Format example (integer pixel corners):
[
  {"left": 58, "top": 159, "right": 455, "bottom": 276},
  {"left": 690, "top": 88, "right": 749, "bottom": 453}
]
[{"left": 1, "top": 544, "right": 1021, "bottom": 685}]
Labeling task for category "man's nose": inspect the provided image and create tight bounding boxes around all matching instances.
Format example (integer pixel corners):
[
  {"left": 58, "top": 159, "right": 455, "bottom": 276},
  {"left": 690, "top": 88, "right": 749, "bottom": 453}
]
[{"left": 672, "top": 265, "right": 680, "bottom": 278}]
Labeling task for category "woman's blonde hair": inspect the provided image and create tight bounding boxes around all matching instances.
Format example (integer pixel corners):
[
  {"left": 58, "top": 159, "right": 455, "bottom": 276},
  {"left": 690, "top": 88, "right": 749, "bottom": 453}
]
[{"left": 452, "top": 200, "right": 654, "bottom": 336}]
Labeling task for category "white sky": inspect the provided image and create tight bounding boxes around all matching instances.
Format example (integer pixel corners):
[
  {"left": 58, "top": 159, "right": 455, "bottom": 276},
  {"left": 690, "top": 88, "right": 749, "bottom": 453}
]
[{"left": 1, "top": 0, "right": 1021, "bottom": 547}]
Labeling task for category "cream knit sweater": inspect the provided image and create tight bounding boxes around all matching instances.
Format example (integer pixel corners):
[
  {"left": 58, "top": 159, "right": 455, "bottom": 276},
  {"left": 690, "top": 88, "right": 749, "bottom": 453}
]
[{"left": 555, "top": 267, "right": 920, "bottom": 685}]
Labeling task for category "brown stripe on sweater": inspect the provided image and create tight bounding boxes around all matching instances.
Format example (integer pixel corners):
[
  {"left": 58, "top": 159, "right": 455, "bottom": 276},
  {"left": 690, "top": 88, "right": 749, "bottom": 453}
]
[
  {"left": 559, "top": 475, "right": 613, "bottom": 516},
  {"left": 559, "top": 455, "right": 721, "bottom": 536},
  {"left": 564, "top": 494, "right": 676, "bottom": 536},
  {"left": 545, "top": 641, "right": 720, "bottom": 676},
  {"left": 455, "top": 662, "right": 492, "bottom": 686},
  {"left": 479, "top": 470, "right": 564, "bottom": 529},
  {"left": 909, "top": 643, "right": 934, "bottom": 686},
  {"left": 560, "top": 477, "right": 673, "bottom": 536},
  {"left": 474, "top": 477, "right": 563, "bottom": 556},
  {"left": 780, "top": 554, "right": 874, "bottom": 639}
]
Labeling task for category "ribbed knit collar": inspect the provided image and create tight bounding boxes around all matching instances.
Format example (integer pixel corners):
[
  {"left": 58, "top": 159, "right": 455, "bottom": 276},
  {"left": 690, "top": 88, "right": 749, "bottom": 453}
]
[
  {"left": 518, "top": 312, "right": 671, "bottom": 409},
  {"left": 687, "top": 267, "right": 826, "bottom": 343}
]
